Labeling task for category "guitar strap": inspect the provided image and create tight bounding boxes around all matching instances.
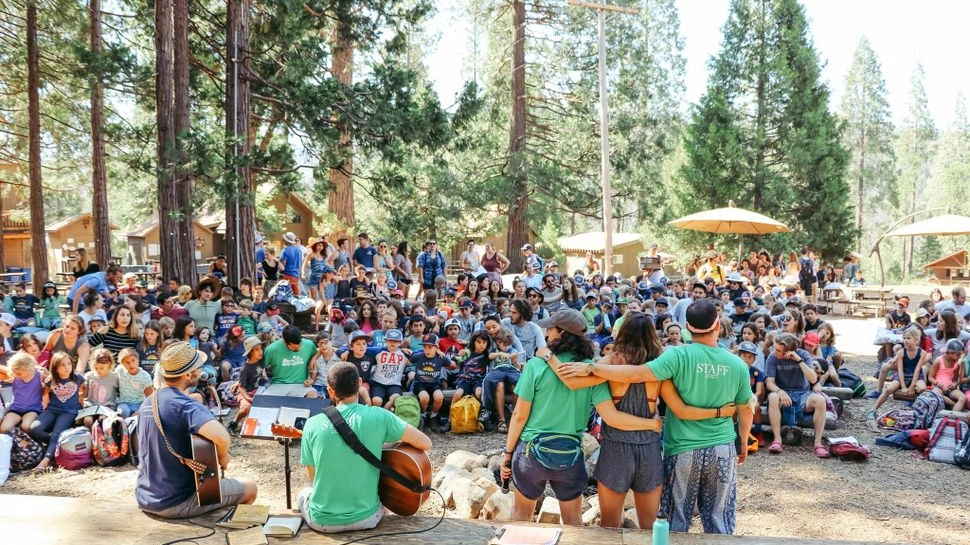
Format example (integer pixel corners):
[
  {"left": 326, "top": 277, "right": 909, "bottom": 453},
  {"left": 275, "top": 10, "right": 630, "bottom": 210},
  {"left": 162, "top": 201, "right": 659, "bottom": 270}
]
[
  {"left": 322, "top": 405, "right": 429, "bottom": 493},
  {"left": 150, "top": 390, "right": 206, "bottom": 475}
]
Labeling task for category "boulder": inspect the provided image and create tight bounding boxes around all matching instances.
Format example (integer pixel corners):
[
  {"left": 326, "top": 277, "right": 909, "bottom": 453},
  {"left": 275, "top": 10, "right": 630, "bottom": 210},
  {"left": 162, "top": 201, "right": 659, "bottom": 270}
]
[
  {"left": 585, "top": 446, "right": 601, "bottom": 476},
  {"left": 434, "top": 467, "right": 474, "bottom": 507},
  {"left": 581, "top": 433, "right": 600, "bottom": 458},
  {"left": 582, "top": 502, "right": 601, "bottom": 526},
  {"left": 445, "top": 450, "right": 487, "bottom": 472},
  {"left": 537, "top": 496, "right": 561, "bottom": 524},
  {"left": 481, "top": 490, "right": 514, "bottom": 521},
  {"left": 622, "top": 508, "right": 639, "bottom": 529},
  {"left": 452, "top": 476, "right": 490, "bottom": 519},
  {"left": 487, "top": 454, "right": 504, "bottom": 472},
  {"left": 432, "top": 464, "right": 470, "bottom": 490}
]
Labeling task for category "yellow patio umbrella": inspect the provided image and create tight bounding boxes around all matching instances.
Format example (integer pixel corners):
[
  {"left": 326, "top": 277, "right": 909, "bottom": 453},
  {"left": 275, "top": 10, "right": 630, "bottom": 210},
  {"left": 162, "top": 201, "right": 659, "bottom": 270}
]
[
  {"left": 669, "top": 201, "right": 789, "bottom": 235},
  {"left": 870, "top": 211, "right": 970, "bottom": 285}
]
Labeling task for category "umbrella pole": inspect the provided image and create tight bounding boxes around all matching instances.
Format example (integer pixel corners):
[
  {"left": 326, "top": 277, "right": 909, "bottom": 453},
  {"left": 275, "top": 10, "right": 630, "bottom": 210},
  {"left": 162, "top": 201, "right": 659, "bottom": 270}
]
[{"left": 738, "top": 234, "right": 744, "bottom": 262}]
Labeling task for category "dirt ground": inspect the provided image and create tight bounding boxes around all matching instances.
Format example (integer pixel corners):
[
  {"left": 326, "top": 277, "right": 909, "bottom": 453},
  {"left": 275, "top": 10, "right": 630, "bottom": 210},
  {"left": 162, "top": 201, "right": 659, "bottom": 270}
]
[{"left": 3, "top": 317, "right": 967, "bottom": 544}]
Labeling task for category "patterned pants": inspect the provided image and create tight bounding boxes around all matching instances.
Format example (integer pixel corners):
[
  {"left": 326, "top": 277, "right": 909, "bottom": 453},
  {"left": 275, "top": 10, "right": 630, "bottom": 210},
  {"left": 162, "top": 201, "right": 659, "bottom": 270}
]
[{"left": 659, "top": 443, "right": 737, "bottom": 534}]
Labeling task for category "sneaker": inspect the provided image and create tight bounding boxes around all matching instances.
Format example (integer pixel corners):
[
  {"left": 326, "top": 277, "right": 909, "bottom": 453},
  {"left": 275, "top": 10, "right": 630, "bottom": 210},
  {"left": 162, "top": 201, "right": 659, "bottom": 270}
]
[
  {"left": 478, "top": 408, "right": 493, "bottom": 424},
  {"left": 866, "top": 390, "right": 881, "bottom": 399},
  {"left": 438, "top": 417, "right": 451, "bottom": 433}
]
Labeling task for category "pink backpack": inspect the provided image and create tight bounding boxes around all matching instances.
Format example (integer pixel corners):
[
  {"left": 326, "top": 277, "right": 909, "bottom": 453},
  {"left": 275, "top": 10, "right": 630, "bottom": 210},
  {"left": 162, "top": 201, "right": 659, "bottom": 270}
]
[
  {"left": 92, "top": 415, "right": 130, "bottom": 466},
  {"left": 54, "top": 427, "right": 94, "bottom": 470}
]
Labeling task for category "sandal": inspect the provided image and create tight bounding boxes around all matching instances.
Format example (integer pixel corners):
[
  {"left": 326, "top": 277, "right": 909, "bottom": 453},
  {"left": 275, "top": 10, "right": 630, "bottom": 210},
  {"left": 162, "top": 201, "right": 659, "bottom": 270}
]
[
  {"left": 768, "top": 440, "right": 783, "bottom": 454},
  {"left": 813, "top": 444, "right": 831, "bottom": 459},
  {"left": 497, "top": 421, "right": 508, "bottom": 433}
]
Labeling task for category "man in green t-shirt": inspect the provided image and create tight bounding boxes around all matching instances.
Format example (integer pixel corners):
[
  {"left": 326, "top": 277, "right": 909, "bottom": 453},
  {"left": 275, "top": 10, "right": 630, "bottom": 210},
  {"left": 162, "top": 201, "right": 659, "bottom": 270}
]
[
  {"left": 560, "top": 299, "right": 754, "bottom": 535},
  {"left": 298, "top": 361, "right": 431, "bottom": 533},
  {"left": 263, "top": 325, "right": 318, "bottom": 397}
]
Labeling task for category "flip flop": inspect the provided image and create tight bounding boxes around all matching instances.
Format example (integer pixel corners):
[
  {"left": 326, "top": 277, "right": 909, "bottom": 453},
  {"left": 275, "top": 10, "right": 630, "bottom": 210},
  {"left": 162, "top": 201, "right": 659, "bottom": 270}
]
[
  {"left": 813, "top": 444, "right": 831, "bottom": 459},
  {"left": 768, "top": 440, "right": 783, "bottom": 454}
]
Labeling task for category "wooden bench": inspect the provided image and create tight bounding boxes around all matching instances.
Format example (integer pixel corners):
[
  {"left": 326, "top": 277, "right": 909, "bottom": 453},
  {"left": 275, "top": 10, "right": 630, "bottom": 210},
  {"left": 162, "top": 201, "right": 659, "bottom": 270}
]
[{"left": 0, "top": 494, "right": 911, "bottom": 545}]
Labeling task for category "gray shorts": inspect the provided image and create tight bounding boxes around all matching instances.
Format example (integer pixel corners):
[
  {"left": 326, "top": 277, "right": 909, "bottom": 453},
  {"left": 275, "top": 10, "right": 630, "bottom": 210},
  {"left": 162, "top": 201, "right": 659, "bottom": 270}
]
[
  {"left": 298, "top": 487, "right": 384, "bottom": 533},
  {"left": 141, "top": 478, "right": 248, "bottom": 519},
  {"left": 593, "top": 438, "right": 663, "bottom": 494}
]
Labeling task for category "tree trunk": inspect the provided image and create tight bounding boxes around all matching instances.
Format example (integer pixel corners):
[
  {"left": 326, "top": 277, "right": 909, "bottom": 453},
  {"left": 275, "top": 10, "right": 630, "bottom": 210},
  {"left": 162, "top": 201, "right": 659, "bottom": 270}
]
[
  {"left": 225, "top": 0, "right": 256, "bottom": 287},
  {"left": 26, "top": 3, "right": 48, "bottom": 292},
  {"left": 855, "top": 140, "right": 864, "bottom": 252},
  {"left": 752, "top": 0, "right": 767, "bottom": 211},
  {"left": 0, "top": 178, "right": 5, "bottom": 274},
  {"left": 328, "top": 26, "right": 355, "bottom": 228},
  {"left": 173, "top": 0, "right": 196, "bottom": 285},
  {"left": 506, "top": 0, "right": 528, "bottom": 273},
  {"left": 90, "top": 0, "right": 111, "bottom": 268},
  {"left": 155, "top": 0, "right": 181, "bottom": 282}
]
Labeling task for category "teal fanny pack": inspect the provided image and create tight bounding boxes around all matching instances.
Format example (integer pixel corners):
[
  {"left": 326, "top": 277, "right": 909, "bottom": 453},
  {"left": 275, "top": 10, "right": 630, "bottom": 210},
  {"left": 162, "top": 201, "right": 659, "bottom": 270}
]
[{"left": 526, "top": 433, "right": 583, "bottom": 470}]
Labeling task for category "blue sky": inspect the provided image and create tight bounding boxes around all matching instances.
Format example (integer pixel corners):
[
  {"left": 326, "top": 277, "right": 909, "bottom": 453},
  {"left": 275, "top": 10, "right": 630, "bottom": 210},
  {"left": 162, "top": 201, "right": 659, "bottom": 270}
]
[{"left": 426, "top": 0, "right": 970, "bottom": 128}]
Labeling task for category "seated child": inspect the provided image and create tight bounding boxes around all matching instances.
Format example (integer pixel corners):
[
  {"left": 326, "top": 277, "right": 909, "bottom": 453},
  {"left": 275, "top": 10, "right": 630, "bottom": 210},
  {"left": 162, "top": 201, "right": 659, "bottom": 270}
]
[
  {"left": 816, "top": 322, "right": 843, "bottom": 370},
  {"left": 29, "top": 352, "right": 85, "bottom": 471},
  {"left": 0, "top": 352, "right": 43, "bottom": 433},
  {"left": 38, "top": 281, "right": 65, "bottom": 330},
  {"left": 409, "top": 334, "right": 453, "bottom": 431},
  {"left": 452, "top": 330, "right": 490, "bottom": 405},
  {"left": 213, "top": 300, "right": 240, "bottom": 343},
  {"left": 10, "top": 282, "right": 39, "bottom": 328},
  {"left": 227, "top": 337, "right": 265, "bottom": 434},
  {"left": 480, "top": 331, "right": 520, "bottom": 433},
  {"left": 370, "top": 329, "right": 408, "bottom": 409},
  {"left": 236, "top": 299, "right": 259, "bottom": 336},
  {"left": 341, "top": 330, "right": 375, "bottom": 405},
  {"left": 927, "top": 340, "right": 967, "bottom": 411},
  {"left": 82, "top": 348, "right": 120, "bottom": 428},
  {"left": 306, "top": 331, "right": 340, "bottom": 398},
  {"left": 115, "top": 347, "right": 154, "bottom": 417},
  {"left": 868, "top": 327, "right": 929, "bottom": 420},
  {"left": 803, "top": 331, "right": 840, "bottom": 387}
]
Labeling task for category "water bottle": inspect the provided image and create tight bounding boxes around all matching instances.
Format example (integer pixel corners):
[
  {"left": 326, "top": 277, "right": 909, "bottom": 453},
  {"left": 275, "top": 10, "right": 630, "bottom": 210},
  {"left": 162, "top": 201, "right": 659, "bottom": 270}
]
[{"left": 652, "top": 516, "right": 669, "bottom": 545}]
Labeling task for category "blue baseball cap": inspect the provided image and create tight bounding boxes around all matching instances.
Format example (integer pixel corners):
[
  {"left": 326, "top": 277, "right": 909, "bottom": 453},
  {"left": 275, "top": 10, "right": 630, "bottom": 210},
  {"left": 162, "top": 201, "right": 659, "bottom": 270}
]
[{"left": 385, "top": 329, "right": 403, "bottom": 342}]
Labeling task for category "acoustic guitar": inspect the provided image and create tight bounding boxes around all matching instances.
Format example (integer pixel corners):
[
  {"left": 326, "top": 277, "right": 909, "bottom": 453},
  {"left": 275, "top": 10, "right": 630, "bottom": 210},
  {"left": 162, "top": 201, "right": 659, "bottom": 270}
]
[
  {"left": 269, "top": 425, "right": 432, "bottom": 516},
  {"left": 190, "top": 435, "right": 223, "bottom": 507}
]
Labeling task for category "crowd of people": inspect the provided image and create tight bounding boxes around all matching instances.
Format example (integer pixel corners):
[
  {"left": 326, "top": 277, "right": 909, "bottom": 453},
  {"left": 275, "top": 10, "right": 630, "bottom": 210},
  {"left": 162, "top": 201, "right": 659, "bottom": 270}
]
[{"left": 4, "top": 233, "right": 968, "bottom": 537}]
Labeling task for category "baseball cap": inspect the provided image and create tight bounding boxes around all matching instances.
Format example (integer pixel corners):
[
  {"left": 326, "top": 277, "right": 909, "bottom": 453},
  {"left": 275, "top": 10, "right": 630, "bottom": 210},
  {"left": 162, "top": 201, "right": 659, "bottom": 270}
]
[
  {"left": 349, "top": 330, "right": 372, "bottom": 343},
  {"left": 616, "top": 297, "right": 629, "bottom": 305},
  {"left": 585, "top": 292, "right": 597, "bottom": 300},
  {"left": 637, "top": 280, "right": 651, "bottom": 291},
  {"left": 741, "top": 291, "right": 752, "bottom": 300},
  {"left": 733, "top": 298, "right": 746, "bottom": 307},
  {"left": 897, "top": 296, "right": 910, "bottom": 307},
  {"left": 444, "top": 318, "right": 462, "bottom": 330},
  {"left": 421, "top": 334, "right": 439, "bottom": 346},
  {"left": 0, "top": 313, "right": 15, "bottom": 326},
  {"left": 916, "top": 308, "right": 930, "bottom": 318},
  {"left": 521, "top": 244, "right": 533, "bottom": 252},
  {"left": 655, "top": 297, "right": 669, "bottom": 307},
  {"left": 242, "top": 336, "right": 262, "bottom": 357},
  {"left": 738, "top": 341, "right": 759, "bottom": 355},
  {"left": 536, "top": 309, "right": 587, "bottom": 337},
  {"left": 266, "top": 302, "right": 279, "bottom": 311},
  {"left": 458, "top": 298, "right": 474, "bottom": 309},
  {"left": 385, "top": 329, "right": 403, "bottom": 342},
  {"left": 946, "top": 339, "right": 965, "bottom": 353},
  {"left": 803, "top": 331, "right": 820, "bottom": 347},
  {"left": 88, "top": 310, "right": 108, "bottom": 323}
]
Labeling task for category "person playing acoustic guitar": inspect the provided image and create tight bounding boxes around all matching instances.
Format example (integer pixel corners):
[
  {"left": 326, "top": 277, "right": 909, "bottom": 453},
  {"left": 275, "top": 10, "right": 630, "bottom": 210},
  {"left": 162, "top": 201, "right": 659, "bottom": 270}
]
[
  {"left": 135, "top": 341, "right": 258, "bottom": 518},
  {"left": 298, "top": 361, "right": 431, "bottom": 533}
]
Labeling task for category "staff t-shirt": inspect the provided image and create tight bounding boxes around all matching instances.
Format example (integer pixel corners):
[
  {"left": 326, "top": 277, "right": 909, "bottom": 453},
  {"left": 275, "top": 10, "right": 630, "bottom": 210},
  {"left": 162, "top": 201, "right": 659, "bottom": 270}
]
[
  {"left": 648, "top": 343, "right": 752, "bottom": 457},
  {"left": 263, "top": 338, "right": 316, "bottom": 384}
]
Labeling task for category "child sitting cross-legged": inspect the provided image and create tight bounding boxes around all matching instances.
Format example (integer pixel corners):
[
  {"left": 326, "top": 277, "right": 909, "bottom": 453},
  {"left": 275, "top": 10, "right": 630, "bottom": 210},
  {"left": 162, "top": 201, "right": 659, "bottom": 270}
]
[
  {"left": 227, "top": 336, "right": 265, "bottom": 434},
  {"left": 82, "top": 348, "right": 120, "bottom": 428},
  {"left": 927, "top": 339, "right": 967, "bottom": 411},
  {"left": 868, "top": 326, "right": 930, "bottom": 421},
  {"left": 0, "top": 352, "right": 44, "bottom": 434},
  {"left": 114, "top": 347, "right": 154, "bottom": 417},
  {"left": 29, "top": 352, "right": 85, "bottom": 471}
]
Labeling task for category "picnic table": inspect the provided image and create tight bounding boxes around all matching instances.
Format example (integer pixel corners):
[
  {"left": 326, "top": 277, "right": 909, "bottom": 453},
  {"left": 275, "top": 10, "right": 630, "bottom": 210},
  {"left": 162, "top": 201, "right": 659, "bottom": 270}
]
[{"left": 847, "top": 285, "right": 894, "bottom": 317}]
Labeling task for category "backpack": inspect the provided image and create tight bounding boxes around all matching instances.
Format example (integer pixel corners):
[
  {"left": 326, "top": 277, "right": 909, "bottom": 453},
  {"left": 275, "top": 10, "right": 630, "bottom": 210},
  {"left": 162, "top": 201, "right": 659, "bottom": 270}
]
[
  {"left": 926, "top": 415, "right": 968, "bottom": 464},
  {"left": 450, "top": 395, "right": 484, "bottom": 435},
  {"left": 799, "top": 258, "right": 815, "bottom": 280},
  {"left": 912, "top": 390, "right": 945, "bottom": 430},
  {"left": 270, "top": 280, "right": 293, "bottom": 303},
  {"left": 54, "top": 427, "right": 94, "bottom": 470},
  {"left": 534, "top": 255, "right": 545, "bottom": 273},
  {"left": 8, "top": 427, "right": 43, "bottom": 472},
  {"left": 125, "top": 416, "right": 139, "bottom": 467},
  {"left": 0, "top": 433, "right": 11, "bottom": 485},
  {"left": 836, "top": 368, "right": 866, "bottom": 398},
  {"left": 92, "top": 414, "right": 130, "bottom": 466},
  {"left": 828, "top": 438, "right": 871, "bottom": 461},
  {"left": 954, "top": 431, "right": 970, "bottom": 469},
  {"left": 392, "top": 394, "right": 421, "bottom": 428},
  {"left": 877, "top": 408, "right": 915, "bottom": 431}
]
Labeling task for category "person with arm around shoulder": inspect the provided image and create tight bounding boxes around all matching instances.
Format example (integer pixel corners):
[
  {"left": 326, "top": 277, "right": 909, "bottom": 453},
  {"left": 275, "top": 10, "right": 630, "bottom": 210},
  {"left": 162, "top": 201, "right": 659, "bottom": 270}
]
[
  {"left": 298, "top": 361, "right": 431, "bottom": 533},
  {"left": 135, "top": 341, "right": 258, "bottom": 518}
]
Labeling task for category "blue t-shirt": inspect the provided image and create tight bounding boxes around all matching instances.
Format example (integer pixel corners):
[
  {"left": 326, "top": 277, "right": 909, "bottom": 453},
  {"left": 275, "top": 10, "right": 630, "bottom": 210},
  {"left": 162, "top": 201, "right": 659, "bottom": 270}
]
[
  {"left": 765, "top": 348, "right": 813, "bottom": 393},
  {"left": 280, "top": 245, "right": 304, "bottom": 277},
  {"left": 11, "top": 294, "right": 39, "bottom": 320},
  {"left": 68, "top": 272, "right": 109, "bottom": 302},
  {"left": 411, "top": 353, "right": 450, "bottom": 383},
  {"left": 136, "top": 388, "right": 215, "bottom": 511},
  {"left": 353, "top": 246, "right": 378, "bottom": 270},
  {"left": 47, "top": 373, "right": 84, "bottom": 413}
]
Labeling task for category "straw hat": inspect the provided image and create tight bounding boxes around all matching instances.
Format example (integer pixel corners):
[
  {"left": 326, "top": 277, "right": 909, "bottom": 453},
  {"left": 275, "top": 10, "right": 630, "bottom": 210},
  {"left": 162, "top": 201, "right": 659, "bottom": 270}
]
[{"left": 159, "top": 341, "right": 208, "bottom": 378}]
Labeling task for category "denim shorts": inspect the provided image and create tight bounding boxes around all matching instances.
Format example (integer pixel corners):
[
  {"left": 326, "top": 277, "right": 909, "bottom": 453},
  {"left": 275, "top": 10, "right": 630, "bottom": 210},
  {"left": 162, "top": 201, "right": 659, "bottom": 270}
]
[
  {"left": 511, "top": 441, "right": 587, "bottom": 501},
  {"left": 455, "top": 378, "right": 484, "bottom": 393},
  {"left": 411, "top": 381, "right": 439, "bottom": 397},
  {"left": 369, "top": 383, "right": 402, "bottom": 401}
]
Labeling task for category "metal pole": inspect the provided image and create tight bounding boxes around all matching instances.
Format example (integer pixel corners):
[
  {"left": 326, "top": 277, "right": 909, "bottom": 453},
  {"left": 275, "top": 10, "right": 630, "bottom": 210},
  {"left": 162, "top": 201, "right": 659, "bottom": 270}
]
[{"left": 597, "top": 0, "right": 612, "bottom": 276}]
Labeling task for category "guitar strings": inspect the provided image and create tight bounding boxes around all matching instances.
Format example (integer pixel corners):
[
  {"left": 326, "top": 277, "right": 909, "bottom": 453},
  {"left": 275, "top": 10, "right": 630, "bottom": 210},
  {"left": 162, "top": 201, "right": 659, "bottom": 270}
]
[{"left": 336, "top": 488, "right": 447, "bottom": 545}]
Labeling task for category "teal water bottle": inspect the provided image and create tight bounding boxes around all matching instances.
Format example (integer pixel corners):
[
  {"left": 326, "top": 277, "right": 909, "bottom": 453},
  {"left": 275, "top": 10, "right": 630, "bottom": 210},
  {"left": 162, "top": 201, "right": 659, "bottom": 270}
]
[{"left": 652, "top": 516, "right": 669, "bottom": 545}]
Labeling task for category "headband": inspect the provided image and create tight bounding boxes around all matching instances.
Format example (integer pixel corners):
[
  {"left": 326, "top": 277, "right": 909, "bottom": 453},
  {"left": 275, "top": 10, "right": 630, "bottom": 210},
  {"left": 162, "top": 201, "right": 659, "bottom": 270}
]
[{"left": 687, "top": 319, "right": 719, "bottom": 335}]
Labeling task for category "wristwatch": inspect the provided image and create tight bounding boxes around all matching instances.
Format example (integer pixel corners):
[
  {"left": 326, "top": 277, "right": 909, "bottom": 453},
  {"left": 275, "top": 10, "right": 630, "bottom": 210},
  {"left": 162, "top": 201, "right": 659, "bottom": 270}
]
[{"left": 585, "top": 363, "right": 595, "bottom": 376}]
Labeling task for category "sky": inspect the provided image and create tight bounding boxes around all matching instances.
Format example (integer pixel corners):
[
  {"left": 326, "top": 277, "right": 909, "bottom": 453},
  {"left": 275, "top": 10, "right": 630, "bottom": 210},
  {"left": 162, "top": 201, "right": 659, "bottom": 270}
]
[{"left": 426, "top": 0, "right": 970, "bottom": 129}]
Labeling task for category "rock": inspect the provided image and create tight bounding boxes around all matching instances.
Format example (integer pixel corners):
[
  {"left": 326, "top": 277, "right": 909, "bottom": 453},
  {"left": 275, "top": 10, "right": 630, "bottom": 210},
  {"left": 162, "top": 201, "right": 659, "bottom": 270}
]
[
  {"left": 432, "top": 465, "right": 469, "bottom": 489},
  {"left": 469, "top": 466, "right": 500, "bottom": 496},
  {"left": 445, "top": 450, "right": 487, "bottom": 472},
  {"left": 624, "top": 490, "right": 636, "bottom": 509},
  {"left": 622, "top": 507, "right": 639, "bottom": 529},
  {"left": 585, "top": 446, "right": 600, "bottom": 476},
  {"left": 537, "top": 496, "right": 561, "bottom": 524},
  {"left": 487, "top": 454, "right": 503, "bottom": 472},
  {"left": 452, "top": 476, "right": 489, "bottom": 519},
  {"left": 481, "top": 490, "right": 514, "bottom": 521},
  {"left": 481, "top": 447, "right": 504, "bottom": 457},
  {"left": 582, "top": 502, "right": 601, "bottom": 525},
  {"left": 581, "top": 433, "right": 600, "bottom": 458},
  {"left": 434, "top": 467, "right": 474, "bottom": 507}
]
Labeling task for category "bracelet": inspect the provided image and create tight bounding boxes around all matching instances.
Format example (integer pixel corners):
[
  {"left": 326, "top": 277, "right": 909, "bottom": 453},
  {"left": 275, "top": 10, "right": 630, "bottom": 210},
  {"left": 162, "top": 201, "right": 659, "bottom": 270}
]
[{"left": 716, "top": 407, "right": 722, "bottom": 418}]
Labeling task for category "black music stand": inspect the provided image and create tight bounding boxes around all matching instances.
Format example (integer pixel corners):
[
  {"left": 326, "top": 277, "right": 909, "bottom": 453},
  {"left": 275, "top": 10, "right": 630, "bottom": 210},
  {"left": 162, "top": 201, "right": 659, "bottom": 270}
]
[{"left": 241, "top": 395, "right": 329, "bottom": 508}]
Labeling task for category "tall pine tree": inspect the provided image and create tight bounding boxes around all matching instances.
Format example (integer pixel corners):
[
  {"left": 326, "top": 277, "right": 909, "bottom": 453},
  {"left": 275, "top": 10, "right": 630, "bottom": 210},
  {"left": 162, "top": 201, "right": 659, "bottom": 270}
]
[
  {"left": 840, "top": 36, "right": 896, "bottom": 252},
  {"left": 679, "top": 0, "right": 855, "bottom": 259}
]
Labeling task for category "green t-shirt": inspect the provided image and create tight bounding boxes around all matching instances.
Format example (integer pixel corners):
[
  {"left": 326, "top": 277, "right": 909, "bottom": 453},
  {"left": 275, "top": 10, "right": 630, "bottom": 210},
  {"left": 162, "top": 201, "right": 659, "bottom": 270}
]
[
  {"left": 300, "top": 403, "right": 407, "bottom": 526},
  {"left": 237, "top": 315, "right": 258, "bottom": 336},
  {"left": 648, "top": 343, "right": 753, "bottom": 457},
  {"left": 263, "top": 338, "right": 316, "bottom": 384},
  {"left": 514, "top": 353, "right": 610, "bottom": 443},
  {"left": 581, "top": 306, "right": 600, "bottom": 329}
]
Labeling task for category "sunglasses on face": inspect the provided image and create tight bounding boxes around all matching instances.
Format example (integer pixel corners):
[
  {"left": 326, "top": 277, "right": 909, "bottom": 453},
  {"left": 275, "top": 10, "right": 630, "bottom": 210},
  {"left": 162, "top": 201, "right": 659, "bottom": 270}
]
[{"left": 782, "top": 316, "right": 794, "bottom": 323}]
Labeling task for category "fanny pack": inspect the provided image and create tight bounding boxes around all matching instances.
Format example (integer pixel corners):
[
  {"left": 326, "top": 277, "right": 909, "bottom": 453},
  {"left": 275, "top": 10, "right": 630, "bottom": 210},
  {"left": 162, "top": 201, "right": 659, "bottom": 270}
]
[{"left": 526, "top": 433, "right": 583, "bottom": 470}]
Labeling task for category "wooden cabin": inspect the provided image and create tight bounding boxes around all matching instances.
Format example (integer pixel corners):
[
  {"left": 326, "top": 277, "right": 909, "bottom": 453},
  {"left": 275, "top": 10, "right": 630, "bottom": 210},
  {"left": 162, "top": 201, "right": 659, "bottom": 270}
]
[
  {"left": 924, "top": 250, "right": 970, "bottom": 285},
  {"left": 45, "top": 213, "right": 118, "bottom": 274},
  {"left": 126, "top": 213, "right": 217, "bottom": 265},
  {"left": 558, "top": 231, "right": 645, "bottom": 278}
]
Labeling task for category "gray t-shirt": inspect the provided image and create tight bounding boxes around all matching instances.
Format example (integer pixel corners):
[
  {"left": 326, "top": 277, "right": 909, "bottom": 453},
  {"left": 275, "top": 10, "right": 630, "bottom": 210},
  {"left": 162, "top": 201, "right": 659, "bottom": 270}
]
[
  {"left": 85, "top": 370, "right": 120, "bottom": 408},
  {"left": 501, "top": 318, "right": 547, "bottom": 359}
]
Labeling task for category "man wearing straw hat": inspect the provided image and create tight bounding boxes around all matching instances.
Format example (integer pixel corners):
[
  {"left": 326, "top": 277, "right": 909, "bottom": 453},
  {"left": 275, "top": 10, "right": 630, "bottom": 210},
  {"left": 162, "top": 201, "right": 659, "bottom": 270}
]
[{"left": 135, "top": 341, "right": 258, "bottom": 518}]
